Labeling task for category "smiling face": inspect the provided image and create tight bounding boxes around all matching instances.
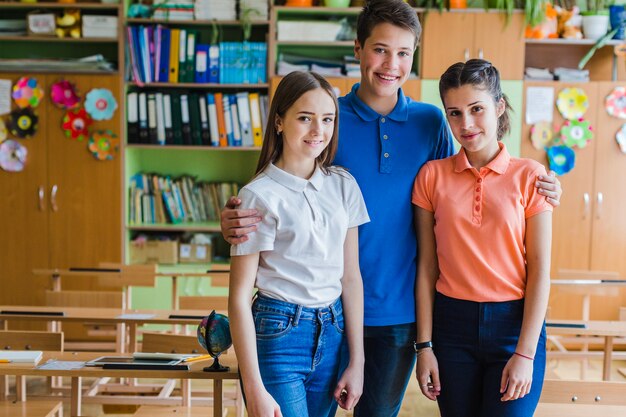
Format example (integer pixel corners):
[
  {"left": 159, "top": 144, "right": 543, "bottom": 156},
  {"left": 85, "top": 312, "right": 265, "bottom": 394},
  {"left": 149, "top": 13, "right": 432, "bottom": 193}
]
[
  {"left": 275, "top": 88, "right": 337, "bottom": 177},
  {"left": 354, "top": 22, "right": 415, "bottom": 113},
  {"left": 443, "top": 84, "right": 504, "bottom": 165}
]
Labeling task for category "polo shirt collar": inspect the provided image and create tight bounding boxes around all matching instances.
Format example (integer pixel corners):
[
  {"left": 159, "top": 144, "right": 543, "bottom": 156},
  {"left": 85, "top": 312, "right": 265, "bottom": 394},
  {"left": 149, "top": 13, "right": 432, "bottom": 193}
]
[
  {"left": 265, "top": 163, "right": 325, "bottom": 192},
  {"left": 454, "top": 142, "right": 510, "bottom": 175},
  {"left": 347, "top": 83, "right": 409, "bottom": 122}
]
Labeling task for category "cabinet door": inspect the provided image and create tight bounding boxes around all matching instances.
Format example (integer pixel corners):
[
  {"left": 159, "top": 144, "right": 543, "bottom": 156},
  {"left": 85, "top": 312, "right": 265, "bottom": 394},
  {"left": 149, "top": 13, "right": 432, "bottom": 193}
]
[
  {"left": 421, "top": 12, "right": 474, "bottom": 79},
  {"left": 46, "top": 74, "right": 122, "bottom": 282},
  {"left": 473, "top": 13, "right": 525, "bottom": 80},
  {"left": 0, "top": 73, "right": 50, "bottom": 306}
]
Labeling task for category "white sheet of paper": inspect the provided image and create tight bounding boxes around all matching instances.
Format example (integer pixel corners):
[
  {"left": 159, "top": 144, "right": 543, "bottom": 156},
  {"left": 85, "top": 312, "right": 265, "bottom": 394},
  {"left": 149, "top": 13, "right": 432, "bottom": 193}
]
[
  {"left": 526, "top": 86, "right": 554, "bottom": 125},
  {"left": 0, "top": 79, "right": 11, "bottom": 116}
]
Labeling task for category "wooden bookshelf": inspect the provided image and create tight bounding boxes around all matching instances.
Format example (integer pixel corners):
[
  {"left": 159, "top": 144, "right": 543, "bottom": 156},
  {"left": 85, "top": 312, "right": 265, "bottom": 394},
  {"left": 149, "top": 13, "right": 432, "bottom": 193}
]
[
  {"left": 126, "top": 18, "right": 269, "bottom": 26},
  {"left": 127, "top": 82, "right": 269, "bottom": 89},
  {"left": 126, "top": 145, "right": 261, "bottom": 151}
]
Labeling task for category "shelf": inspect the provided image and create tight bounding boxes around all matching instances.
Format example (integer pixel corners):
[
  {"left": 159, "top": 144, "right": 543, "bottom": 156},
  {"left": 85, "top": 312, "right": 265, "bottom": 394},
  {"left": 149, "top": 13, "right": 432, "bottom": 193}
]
[
  {"left": 128, "top": 223, "right": 221, "bottom": 232},
  {"left": 126, "top": 145, "right": 261, "bottom": 151},
  {"left": 0, "top": 67, "right": 118, "bottom": 74},
  {"left": 525, "top": 39, "right": 624, "bottom": 46},
  {"left": 0, "top": 36, "right": 118, "bottom": 43},
  {"left": 127, "top": 82, "right": 269, "bottom": 89},
  {"left": 273, "top": 6, "right": 363, "bottom": 15},
  {"left": 126, "top": 18, "right": 269, "bottom": 26},
  {"left": 0, "top": 2, "right": 120, "bottom": 10},
  {"left": 276, "top": 40, "right": 354, "bottom": 47}
]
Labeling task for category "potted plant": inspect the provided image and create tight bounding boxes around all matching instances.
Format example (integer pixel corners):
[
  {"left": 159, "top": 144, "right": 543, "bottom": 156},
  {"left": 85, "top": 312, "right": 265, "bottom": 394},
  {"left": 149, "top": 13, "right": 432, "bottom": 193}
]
[{"left": 581, "top": 0, "right": 610, "bottom": 39}]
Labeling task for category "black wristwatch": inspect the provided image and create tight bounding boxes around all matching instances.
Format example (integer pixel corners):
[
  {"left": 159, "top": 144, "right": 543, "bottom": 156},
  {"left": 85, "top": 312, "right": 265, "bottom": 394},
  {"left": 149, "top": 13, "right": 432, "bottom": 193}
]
[{"left": 413, "top": 341, "right": 433, "bottom": 352}]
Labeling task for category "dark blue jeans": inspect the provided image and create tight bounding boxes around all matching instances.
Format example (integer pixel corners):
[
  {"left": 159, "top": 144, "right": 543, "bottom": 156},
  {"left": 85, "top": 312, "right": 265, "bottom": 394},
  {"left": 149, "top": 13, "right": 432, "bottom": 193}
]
[
  {"left": 354, "top": 323, "right": 416, "bottom": 417},
  {"left": 252, "top": 295, "right": 347, "bottom": 417},
  {"left": 433, "top": 293, "right": 546, "bottom": 417}
]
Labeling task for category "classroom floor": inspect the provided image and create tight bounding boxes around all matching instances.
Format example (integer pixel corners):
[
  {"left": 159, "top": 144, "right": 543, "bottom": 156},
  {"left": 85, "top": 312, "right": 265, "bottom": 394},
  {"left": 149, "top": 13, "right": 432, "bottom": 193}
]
[{"left": 13, "top": 358, "right": 626, "bottom": 416}]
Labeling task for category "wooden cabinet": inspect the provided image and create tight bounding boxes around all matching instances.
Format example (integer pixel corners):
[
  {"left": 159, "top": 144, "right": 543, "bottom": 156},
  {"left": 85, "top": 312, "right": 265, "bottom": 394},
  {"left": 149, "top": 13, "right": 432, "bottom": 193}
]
[
  {"left": 521, "top": 81, "right": 626, "bottom": 319},
  {"left": 421, "top": 11, "right": 525, "bottom": 80},
  {"left": 0, "top": 74, "right": 122, "bottom": 307}
]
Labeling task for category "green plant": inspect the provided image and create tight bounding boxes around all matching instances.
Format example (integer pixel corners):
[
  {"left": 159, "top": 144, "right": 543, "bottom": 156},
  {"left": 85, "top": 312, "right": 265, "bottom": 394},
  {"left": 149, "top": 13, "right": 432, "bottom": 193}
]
[
  {"left": 578, "top": 23, "right": 622, "bottom": 68},
  {"left": 525, "top": 0, "right": 547, "bottom": 27}
]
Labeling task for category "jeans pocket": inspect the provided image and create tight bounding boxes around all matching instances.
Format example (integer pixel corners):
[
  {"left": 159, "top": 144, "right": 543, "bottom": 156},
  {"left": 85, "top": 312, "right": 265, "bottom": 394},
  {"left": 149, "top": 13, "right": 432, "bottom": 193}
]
[
  {"left": 254, "top": 312, "right": 293, "bottom": 340},
  {"left": 332, "top": 315, "right": 345, "bottom": 334}
]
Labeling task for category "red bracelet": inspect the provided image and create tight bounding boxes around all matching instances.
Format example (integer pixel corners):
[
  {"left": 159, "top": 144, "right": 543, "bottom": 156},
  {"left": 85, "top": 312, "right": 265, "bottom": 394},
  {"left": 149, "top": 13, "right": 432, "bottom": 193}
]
[{"left": 514, "top": 352, "right": 534, "bottom": 361}]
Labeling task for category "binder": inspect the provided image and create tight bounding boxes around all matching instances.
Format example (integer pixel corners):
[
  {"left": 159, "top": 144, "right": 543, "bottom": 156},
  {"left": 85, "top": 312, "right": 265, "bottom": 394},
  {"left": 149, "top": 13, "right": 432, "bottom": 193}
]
[
  {"left": 183, "top": 31, "right": 196, "bottom": 83},
  {"left": 170, "top": 93, "right": 183, "bottom": 145},
  {"left": 236, "top": 91, "right": 253, "bottom": 147},
  {"left": 138, "top": 92, "right": 149, "bottom": 144},
  {"left": 194, "top": 43, "right": 209, "bottom": 83},
  {"left": 208, "top": 44, "right": 219, "bottom": 84},
  {"left": 177, "top": 29, "right": 187, "bottom": 83},
  {"left": 180, "top": 93, "right": 192, "bottom": 145},
  {"left": 127, "top": 92, "right": 139, "bottom": 143},
  {"left": 229, "top": 94, "right": 242, "bottom": 147},
  {"left": 157, "top": 26, "right": 171, "bottom": 83},
  {"left": 198, "top": 95, "right": 211, "bottom": 145},
  {"left": 206, "top": 93, "right": 220, "bottom": 147},
  {"left": 222, "top": 94, "right": 234, "bottom": 146},
  {"left": 126, "top": 26, "right": 142, "bottom": 83},
  {"left": 155, "top": 92, "right": 166, "bottom": 145},
  {"left": 147, "top": 93, "right": 158, "bottom": 144},
  {"left": 168, "top": 28, "right": 180, "bottom": 83},
  {"left": 163, "top": 93, "right": 174, "bottom": 144},
  {"left": 188, "top": 93, "right": 202, "bottom": 145},
  {"left": 249, "top": 92, "right": 263, "bottom": 147},
  {"left": 140, "top": 26, "right": 152, "bottom": 83},
  {"left": 214, "top": 92, "right": 227, "bottom": 147}
]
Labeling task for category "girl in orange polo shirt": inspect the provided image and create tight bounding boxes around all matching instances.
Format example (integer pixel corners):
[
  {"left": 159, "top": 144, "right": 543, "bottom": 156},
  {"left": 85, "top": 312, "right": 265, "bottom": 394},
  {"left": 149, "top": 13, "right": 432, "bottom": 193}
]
[{"left": 412, "top": 59, "right": 552, "bottom": 417}]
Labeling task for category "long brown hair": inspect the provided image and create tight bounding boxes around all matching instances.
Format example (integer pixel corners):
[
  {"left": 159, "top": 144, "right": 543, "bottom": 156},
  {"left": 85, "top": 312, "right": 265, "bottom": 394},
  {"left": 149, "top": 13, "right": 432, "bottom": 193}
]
[{"left": 255, "top": 71, "right": 339, "bottom": 175}]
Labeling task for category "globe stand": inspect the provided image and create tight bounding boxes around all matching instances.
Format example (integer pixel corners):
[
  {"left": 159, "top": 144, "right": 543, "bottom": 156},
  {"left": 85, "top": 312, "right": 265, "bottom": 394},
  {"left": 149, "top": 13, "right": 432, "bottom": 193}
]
[
  {"left": 203, "top": 355, "right": 229, "bottom": 372},
  {"left": 198, "top": 310, "right": 232, "bottom": 373}
]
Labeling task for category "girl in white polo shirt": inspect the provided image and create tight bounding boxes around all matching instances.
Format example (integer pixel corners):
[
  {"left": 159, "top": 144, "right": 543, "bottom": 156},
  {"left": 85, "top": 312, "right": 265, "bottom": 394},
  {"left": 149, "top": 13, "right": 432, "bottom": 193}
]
[{"left": 228, "top": 71, "right": 369, "bottom": 417}]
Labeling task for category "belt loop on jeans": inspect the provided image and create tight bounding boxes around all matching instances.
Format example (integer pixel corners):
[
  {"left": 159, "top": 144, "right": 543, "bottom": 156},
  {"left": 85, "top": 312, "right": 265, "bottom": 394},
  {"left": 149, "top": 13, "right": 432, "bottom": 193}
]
[
  {"left": 292, "top": 304, "right": 303, "bottom": 327},
  {"left": 329, "top": 300, "right": 338, "bottom": 324}
]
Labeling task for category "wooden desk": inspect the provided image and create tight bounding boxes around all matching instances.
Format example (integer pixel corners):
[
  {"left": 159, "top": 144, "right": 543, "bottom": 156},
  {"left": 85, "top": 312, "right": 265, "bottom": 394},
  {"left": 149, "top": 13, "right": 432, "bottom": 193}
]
[
  {"left": 535, "top": 403, "right": 626, "bottom": 417},
  {"left": 0, "top": 351, "right": 238, "bottom": 417},
  {"left": 550, "top": 279, "right": 626, "bottom": 321},
  {"left": 546, "top": 320, "right": 626, "bottom": 380}
]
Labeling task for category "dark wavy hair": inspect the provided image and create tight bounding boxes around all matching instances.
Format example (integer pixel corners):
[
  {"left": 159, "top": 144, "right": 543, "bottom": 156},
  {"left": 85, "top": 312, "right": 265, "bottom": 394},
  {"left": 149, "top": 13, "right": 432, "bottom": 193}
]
[
  {"left": 255, "top": 71, "right": 339, "bottom": 176},
  {"left": 356, "top": 0, "right": 421, "bottom": 48},
  {"left": 439, "top": 59, "right": 512, "bottom": 141}
]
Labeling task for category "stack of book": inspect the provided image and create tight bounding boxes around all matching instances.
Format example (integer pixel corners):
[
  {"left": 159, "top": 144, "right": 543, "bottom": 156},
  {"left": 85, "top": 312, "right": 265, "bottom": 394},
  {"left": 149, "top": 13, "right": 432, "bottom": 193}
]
[
  {"left": 152, "top": 0, "right": 194, "bottom": 21},
  {"left": 240, "top": 0, "right": 269, "bottom": 20}
]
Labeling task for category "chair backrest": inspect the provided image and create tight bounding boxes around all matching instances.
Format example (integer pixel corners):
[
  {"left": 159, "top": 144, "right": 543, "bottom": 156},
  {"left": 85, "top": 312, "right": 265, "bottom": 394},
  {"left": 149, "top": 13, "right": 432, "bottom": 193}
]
[
  {"left": 45, "top": 289, "right": 124, "bottom": 308},
  {"left": 179, "top": 296, "right": 228, "bottom": 312},
  {"left": 97, "top": 262, "right": 157, "bottom": 288},
  {"left": 0, "top": 330, "right": 64, "bottom": 351},
  {"left": 540, "top": 379, "right": 626, "bottom": 405},
  {"left": 209, "top": 273, "right": 229, "bottom": 288},
  {"left": 557, "top": 269, "right": 621, "bottom": 280},
  {"left": 141, "top": 332, "right": 203, "bottom": 354}
]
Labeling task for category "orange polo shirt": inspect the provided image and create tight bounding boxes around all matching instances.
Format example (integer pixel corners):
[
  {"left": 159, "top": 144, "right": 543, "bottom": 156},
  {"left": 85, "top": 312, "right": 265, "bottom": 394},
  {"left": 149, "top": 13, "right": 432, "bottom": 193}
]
[{"left": 412, "top": 143, "right": 552, "bottom": 302}]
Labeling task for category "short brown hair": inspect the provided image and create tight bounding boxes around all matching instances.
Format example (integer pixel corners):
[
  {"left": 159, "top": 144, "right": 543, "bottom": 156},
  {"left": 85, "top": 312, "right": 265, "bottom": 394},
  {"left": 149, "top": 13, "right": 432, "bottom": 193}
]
[{"left": 356, "top": 0, "right": 421, "bottom": 48}]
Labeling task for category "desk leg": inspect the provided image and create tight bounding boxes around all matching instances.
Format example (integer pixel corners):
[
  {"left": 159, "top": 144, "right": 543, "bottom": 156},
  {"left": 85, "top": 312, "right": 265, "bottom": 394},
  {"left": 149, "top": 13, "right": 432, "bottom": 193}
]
[
  {"left": 15, "top": 376, "right": 26, "bottom": 402},
  {"left": 181, "top": 379, "right": 191, "bottom": 407},
  {"left": 0, "top": 376, "right": 6, "bottom": 401},
  {"left": 71, "top": 377, "right": 82, "bottom": 416},
  {"left": 603, "top": 336, "right": 614, "bottom": 381},
  {"left": 128, "top": 323, "right": 138, "bottom": 353},
  {"left": 172, "top": 276, "right": 179, "bottom": 310},
  {"left": 52, "top": 273, "right": 61, "bottom": 292},
  {"left": 116, "top": 323, "right": 126, "bottom": 353},
  {"left": 214, "top": 380, "right": 223, "bottom": 417}
]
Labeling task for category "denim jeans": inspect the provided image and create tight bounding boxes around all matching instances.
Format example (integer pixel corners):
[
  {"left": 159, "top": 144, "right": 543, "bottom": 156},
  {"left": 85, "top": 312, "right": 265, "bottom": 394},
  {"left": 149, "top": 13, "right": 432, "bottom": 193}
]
[
  {"left": 252, "top": 295, "right": 347, "bottom": 417},
  {"left": 354, "top": 323, "right": 416, "bottom": 417},
  {"left": 433, "top": 292, "right": 547, "bottom": 417}
]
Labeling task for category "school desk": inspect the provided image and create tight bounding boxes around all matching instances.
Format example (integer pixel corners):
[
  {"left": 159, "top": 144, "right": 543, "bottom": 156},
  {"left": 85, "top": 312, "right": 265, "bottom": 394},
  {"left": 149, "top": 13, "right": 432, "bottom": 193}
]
[{"left": 535, "top": 403, "right": 626, "bottom": 417}]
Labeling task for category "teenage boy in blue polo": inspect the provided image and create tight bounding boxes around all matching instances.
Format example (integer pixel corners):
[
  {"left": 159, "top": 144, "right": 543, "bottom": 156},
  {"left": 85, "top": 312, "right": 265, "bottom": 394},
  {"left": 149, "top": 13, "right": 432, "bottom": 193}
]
[{"left": 221, "top": 1, "right": 562, "bottom": 416}]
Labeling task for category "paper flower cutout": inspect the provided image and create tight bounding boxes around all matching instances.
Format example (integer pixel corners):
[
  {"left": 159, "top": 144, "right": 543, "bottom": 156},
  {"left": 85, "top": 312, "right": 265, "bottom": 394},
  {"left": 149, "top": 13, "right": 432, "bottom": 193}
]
[
  {"left": 546, "top": 146, "right": 575, "bottom": 176},
  {"left": 530, "top": 121, "right": 553, "bottom": 150},
  {"left": 0, "top": 139, "right": 27, "bottom": 172},
  {"left": 50, "top": 80, "right": 81, "bottom": 109},
  {"left": 616, "top": 124, "right": 626, "bottom": 154},
  {"left": 605, "top": 87, "right": 626, "bottom": 119},
  {"left": 62, "top": 108, "right": 93, "bottom": 141},
  {"left": 8, "top": 108, "right": 38, "bottom": 138},
  {"left": 558, "top": 118, "right": 593, "bottom": 149},
  {"left": 85, "top": 88, "right": 117, "bottom": 120},
  {"left": 0, "top": 119, "right": 7, "bottom": 142},
  {"left": 12, "top": 77, "right": 44, "bottom": 108},
  {"left": 556, "top": 87, "right": 589, "bottom": 120},
  {"left": 88, "top": 130, "right": 119, "bottom": 161}
]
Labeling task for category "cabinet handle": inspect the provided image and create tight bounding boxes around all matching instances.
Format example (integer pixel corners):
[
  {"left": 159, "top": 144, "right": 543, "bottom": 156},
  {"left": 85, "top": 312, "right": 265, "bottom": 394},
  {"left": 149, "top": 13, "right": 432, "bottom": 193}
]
[
  {"left": 583, "top": 192, "right": 590, "bottom": 219},
  {"left": 51, "top": 184, "right": 58, "bottom": 212},
  {"left": 478, "top": 48, "right": 484, "bottom": 59},
  {"left": 596, "top": 192, "right": 603, "bottom": 219},
  {"left": 464, "top": 48, "right": 470, "bottom": 61},
  {"left": 38, "top": 186, "right": 45, "bottom": 211}
]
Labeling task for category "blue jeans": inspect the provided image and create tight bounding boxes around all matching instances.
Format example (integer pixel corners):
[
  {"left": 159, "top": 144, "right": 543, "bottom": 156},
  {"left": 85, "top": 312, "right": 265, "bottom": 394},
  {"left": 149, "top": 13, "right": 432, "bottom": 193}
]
[
  {"left": 252, "top": 295, "right": 347, "bottom": 417},
  {"left": 433, "top": 293, "right": 547, "bottom": 417},
  {"left": 354, "top": 323, "right": 416, "bottom": 417}
]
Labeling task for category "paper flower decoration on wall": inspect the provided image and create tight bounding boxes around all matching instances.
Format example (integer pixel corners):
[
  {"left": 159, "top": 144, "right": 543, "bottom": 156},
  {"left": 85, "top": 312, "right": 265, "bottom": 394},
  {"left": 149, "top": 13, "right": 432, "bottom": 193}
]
[
  {"left": 85, "top": 88, "right": 117, "bottom": 120},
  {"left": 8, "top": 108, "right": 38, "bottom": 138},
  {"left": 0, "top": 119, "right": 7, "bottom": 142},
  {"left": 88, "top": 130, "right": 119, "bottom": 161},
  {"left": 50, "top": 80, "right": 81, "bottom": 109},
  {"left": 530, "top": 121, "right": 553, "bottom": 150},
  {"left": 556, "top": 87, "right": 588, "bottom": 120},
  {"left": 616, "top": 124, "right": 626, "bottom": 154},
  {"left": 547, "top": 146, "right": 575, "bottom": 176},
  {"left": 558, "top": 118, "right": 593, "bottom": 149},
  {"left": 62, "top": 108, "right": 93, "bottom": 141},
  {"left": 12, "top": 77, "right": 44, "bottom": 108},
  {"left": 0, "top": 139, "right": 27, "bottom": 172},
  {"left": 605, "top": 87, "right": 626, "bottom": 119}
]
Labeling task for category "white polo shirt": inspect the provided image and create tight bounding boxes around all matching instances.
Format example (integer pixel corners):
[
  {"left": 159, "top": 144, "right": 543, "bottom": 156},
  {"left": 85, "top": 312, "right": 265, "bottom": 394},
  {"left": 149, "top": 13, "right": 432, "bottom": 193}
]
[{"left": 231, "top": 163, "right": 370, "bottom": 307}]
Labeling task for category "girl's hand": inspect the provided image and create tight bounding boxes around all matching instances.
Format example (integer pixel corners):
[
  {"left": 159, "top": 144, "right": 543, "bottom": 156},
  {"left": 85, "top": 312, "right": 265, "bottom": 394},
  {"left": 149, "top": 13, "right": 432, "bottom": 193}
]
[
  {"left": 247, "top": 388, "right": 283, "bottom": 417},
  {"left": 415, "top": 349, "right": 441, "bottom": 401},
  {"left": 334, "top": 363, "right": 364, "bottom": 410},
  {"left": 500, "top": 354, "right": 534, "bottom": 402}
]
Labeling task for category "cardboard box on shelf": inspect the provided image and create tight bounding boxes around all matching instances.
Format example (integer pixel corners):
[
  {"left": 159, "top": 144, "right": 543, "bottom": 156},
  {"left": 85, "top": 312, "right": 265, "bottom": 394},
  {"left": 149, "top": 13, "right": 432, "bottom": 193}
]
[
  {"left": 130, "top": 241, "right": 178, "bottom": 264},
  {"left": 82, "top": 15, "right": 117, "bottom": 38},
  {"left": 179, "top": 243, "right": 212, "bottom": 264}
]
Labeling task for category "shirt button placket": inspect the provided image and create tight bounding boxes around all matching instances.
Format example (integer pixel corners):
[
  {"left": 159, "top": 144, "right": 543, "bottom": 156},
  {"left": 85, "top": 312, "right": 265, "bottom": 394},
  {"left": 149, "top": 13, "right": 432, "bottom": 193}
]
[
  {"left": 473, "top": 176, "right": 483, "bottom": 224},
  {"left": 380, "top": 117, "right": 391, "bottom": 173}
]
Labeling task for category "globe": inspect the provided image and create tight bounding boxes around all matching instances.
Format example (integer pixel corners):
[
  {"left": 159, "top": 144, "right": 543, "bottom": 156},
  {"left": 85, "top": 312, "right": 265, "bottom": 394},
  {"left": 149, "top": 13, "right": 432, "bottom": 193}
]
[{"left": 197, "top": 310, "right": 232, "bottom": 372}]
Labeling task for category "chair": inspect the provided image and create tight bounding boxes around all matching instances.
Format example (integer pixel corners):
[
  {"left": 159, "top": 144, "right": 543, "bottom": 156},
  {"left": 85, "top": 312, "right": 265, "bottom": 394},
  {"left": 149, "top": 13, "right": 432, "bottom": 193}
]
[
  {"left": 179, "top": 296, "right": 228, "bottom": 312},
  {"left": 133, "top": 405, "right": 223, "bottom": 417},
  {"left": 536, "top": 379, "right": 626, "bottom": 417}
]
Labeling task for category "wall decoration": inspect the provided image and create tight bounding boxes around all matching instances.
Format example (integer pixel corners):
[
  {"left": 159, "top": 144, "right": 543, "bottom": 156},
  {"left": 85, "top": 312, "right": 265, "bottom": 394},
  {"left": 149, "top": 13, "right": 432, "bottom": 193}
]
[
  {"left": 556, "top": 87, "right": 588, "bottom": 120},
  {"left": 62, "top": 108, "right": 92, "bottom": 141},
  {"left": 616, "top": 124, "right": 626, "bottom": 154},
  {"left": 11, "top": 77, "right": 44, "bottom": 108},
  {"left": 0, "top": 139, "right": 27, "bottom": 172},
  {"left": 50, "top": 80, "right": 81, "bottom": 109},
  {"left": 605, "top": 86, "right": 626, "bottom": 119},
  {"left": 547, "top": 145, "right": 575, "bottom": 176},
  {"left": 558, "top": 118, "right": 593, "bottom": 149},
  {"left": 530, "top": 121, "right": 553, "bottom": 150},
  {"left": 88, "top": 129, "right": 119, "bottom": 161},
  {"left": 0, "top": 118, "right": 7, "bottom": 142},
  {"left": 8, "top": 108, "right": 38, "bottom": 138},
  {"left": 85, "top": 88, "right": 117, "bottom": 120}
]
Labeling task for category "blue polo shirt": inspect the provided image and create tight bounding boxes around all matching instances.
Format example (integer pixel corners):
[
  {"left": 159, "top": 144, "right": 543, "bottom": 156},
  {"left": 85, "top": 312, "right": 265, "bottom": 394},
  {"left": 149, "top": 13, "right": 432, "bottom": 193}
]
[{"left": 336, "top": 83, "right": 454, "bottom": 326}]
